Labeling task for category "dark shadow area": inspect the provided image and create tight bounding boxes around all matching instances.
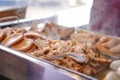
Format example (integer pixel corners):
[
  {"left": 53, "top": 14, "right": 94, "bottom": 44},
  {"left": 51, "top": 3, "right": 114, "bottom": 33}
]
[{"left": 0, "top": 75, "right": 11, "bottom": 80}]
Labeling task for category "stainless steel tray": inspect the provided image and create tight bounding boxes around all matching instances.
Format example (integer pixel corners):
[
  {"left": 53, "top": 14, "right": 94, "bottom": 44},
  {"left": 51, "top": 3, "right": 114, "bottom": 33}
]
[
  {"left": 0, "top": 16, "right": 97, "bottom": 80},
  {"left": 0, "top": 14, "right": 58, "bottom": 28}
]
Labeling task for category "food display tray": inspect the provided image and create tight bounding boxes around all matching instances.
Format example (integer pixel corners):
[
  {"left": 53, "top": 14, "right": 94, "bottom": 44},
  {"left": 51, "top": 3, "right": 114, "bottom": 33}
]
[{"left": 0, "top": 16, "right": 97, "bottom": 80}]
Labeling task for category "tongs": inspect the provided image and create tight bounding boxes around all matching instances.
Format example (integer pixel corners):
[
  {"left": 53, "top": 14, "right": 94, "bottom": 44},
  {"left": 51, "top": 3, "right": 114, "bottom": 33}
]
[
  {"left": 48, "top": 52, "right": 88, "bottom": 63},
  {"left": 95, "top": 44, "right": 120, "bottom": 60}
]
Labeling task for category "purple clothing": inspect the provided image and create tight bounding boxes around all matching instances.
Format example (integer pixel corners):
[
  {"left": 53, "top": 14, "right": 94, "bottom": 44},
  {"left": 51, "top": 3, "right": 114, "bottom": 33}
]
[{"left": 89, "top": 0, "right": 120, "bottom": 37}]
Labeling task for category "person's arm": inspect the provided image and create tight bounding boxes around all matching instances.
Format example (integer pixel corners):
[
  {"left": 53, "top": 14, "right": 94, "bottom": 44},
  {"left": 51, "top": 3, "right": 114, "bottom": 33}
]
[
  {"left": 89, "top": 0, "right": 120, "bottom": 55},
  {"left": 89, "top": 0, "right": 120, "bottom": 37}
]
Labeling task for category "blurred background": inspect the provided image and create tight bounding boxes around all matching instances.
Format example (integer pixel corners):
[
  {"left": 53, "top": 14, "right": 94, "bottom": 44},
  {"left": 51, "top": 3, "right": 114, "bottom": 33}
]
[{"left": 0, "top": 0, "right": 93, "bottom": 27}]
